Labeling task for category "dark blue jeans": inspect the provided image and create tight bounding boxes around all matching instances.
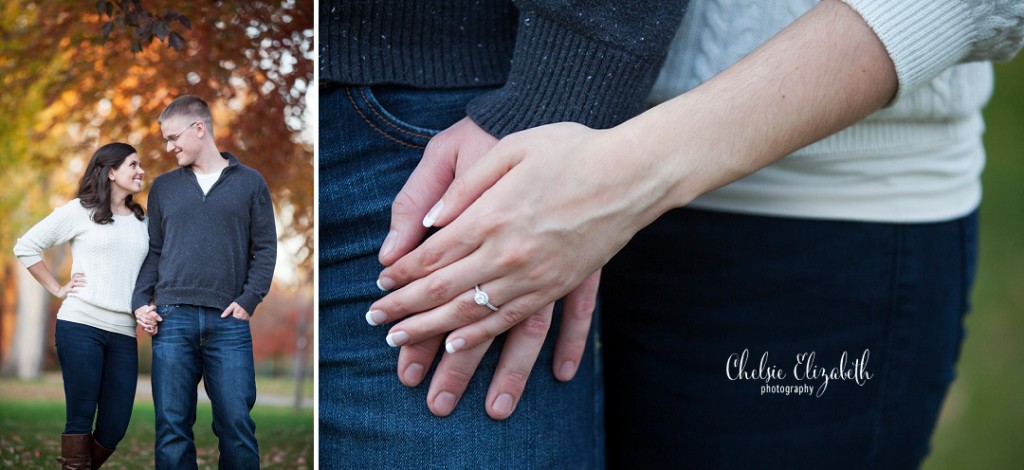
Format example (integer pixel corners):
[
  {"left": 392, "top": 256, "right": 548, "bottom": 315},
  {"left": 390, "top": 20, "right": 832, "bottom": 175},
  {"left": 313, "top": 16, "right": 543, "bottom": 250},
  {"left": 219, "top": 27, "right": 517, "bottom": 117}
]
[
  {"left": 602, "top": 208, "right": 977, "bottom": 469},
  {"left": 319, "top": 84, "right": 604, "bottom": 468},
  {"left": 151, "top": 305, "right": 258, "bottom": 470},
  {"left": 55, "top": 320, "right": 138, "bottom": 450}
]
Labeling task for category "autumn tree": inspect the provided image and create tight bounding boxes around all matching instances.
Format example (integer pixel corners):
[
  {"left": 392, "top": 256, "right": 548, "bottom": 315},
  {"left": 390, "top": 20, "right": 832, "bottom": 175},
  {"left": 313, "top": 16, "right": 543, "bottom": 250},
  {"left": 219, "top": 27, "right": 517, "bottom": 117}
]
[{"left": 0, "top": 0, "right": 313, "bottom": 376}]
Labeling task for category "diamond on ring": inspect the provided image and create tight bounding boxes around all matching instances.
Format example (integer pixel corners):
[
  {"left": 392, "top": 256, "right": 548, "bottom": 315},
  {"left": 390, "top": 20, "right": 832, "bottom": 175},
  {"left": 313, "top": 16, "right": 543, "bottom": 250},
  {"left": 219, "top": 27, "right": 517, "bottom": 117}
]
[{"left": 473, "top": 285, "right": 499, "bottom": 311}]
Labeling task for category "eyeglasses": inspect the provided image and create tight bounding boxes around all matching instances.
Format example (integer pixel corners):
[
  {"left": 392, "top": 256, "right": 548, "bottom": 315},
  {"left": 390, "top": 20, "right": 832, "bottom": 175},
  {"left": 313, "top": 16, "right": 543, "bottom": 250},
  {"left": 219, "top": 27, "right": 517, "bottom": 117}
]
[{"left": 162, "top": 121, "right": 200, "bottom": 145}]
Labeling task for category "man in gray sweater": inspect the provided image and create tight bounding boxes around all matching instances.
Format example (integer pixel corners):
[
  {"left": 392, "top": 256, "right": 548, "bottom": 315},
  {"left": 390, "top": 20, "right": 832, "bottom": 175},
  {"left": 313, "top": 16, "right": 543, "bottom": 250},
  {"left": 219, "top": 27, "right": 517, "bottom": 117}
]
[{"left": 133, "top": 95, "right": 277, "bottom": 470}]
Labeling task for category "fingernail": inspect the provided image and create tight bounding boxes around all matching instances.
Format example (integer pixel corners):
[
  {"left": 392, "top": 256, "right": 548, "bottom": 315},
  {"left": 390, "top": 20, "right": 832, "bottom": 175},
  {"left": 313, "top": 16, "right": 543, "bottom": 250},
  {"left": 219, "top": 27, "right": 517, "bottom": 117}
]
[
  {"left": 376, "top": 277, "right": 396, "bottom": 291},
  {"left": 385, "top": 331, "right": 409, "bottom": 347},
  {"left": 403, "top": 363, "right": 425, "bottom": 385},
  {"left": 558, "top": 361, "right": 577, "bottom": 380},
  {"left": 422, "top": 200, "right": 444, "bottom": 227},
  {"left": 434, "top": 391, "right": 457, "bottom": 416},
  {"left": 445, "top": 337, "right": 465, "bottom": 354},
  {"left": 379, "top": 230, "right": 397, "bottom": 260},
  {"left": 493, "top": 393, "right": 515, "bottom": 417},
  {"left": 365, "top": 310, "right": 387, "bottom": 326}
]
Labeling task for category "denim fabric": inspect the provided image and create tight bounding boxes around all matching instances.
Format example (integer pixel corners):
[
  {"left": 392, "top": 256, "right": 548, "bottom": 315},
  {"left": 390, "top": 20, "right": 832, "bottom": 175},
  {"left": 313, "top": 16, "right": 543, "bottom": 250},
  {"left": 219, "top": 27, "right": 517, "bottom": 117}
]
[
  {"left": 319, "top": 84, "right": 604, "bottom": 469},
  {"left": 151, "top": 304, "right": 258, "bottom": 470},
  {"left": 55, "top": 320, "right": 138, "bottom": 450},
  {"left": 602, "top": 208, "right": 978, "bottom": 469}
]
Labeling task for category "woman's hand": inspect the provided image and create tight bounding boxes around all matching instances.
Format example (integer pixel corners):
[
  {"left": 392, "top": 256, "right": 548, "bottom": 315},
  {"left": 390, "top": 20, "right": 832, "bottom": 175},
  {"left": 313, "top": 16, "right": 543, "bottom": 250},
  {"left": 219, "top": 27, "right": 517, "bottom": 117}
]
[
  {"left": 135, "top": 305, "right": 162, "bottom": 335},
  {"left": 368, "top": 121, "right": 681, "bottom": 355},
  {"left": 56, "top": 273, "right": 87, "bottom": 299}
]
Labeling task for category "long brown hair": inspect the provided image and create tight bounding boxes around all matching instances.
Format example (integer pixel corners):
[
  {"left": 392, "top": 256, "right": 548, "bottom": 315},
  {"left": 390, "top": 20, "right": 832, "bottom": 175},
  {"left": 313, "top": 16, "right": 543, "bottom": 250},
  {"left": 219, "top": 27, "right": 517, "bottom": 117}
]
[{"left": 76, "top": 143, "right": 145, "bottom": 224}]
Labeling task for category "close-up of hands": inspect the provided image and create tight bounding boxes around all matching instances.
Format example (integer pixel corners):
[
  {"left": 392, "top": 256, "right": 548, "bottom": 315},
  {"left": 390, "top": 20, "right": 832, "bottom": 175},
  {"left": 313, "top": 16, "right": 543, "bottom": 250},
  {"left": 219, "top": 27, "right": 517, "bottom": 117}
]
[
  {"left": 369, "top": 120, "right": 671, "bottom": 419},
  {"left": 363, "top": 0, "right": 899, "bottom": 421},
  {"left": 134, "top": 304, "right": 161, "bottom": 336},
  {"left": 369, "top": 117, "right": 606, "bottom": 420}
]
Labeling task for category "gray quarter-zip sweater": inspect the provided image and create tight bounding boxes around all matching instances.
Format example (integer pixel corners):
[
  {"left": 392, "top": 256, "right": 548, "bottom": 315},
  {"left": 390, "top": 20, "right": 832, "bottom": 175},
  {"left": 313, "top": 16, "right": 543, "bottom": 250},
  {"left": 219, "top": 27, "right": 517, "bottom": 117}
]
[{"left": 132, "top": 152, "right": 277, "bottom": 315}]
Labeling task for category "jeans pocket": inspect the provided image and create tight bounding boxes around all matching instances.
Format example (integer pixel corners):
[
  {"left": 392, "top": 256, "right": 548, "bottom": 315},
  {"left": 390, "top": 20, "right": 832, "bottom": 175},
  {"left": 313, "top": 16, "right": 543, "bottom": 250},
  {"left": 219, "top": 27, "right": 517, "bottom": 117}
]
[{"left": 346, "top": 85, "right": 497, "bottom": 148}]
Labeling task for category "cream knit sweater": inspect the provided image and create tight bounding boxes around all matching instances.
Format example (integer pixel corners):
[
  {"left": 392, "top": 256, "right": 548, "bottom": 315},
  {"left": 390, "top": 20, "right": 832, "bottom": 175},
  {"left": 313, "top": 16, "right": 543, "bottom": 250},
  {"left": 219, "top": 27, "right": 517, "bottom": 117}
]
[
  {"left": 14, "top": 199, "right": 149, "bottom": 337},
  {"left": 650, "top": 0, "right": 1024, "bottom": 222}
]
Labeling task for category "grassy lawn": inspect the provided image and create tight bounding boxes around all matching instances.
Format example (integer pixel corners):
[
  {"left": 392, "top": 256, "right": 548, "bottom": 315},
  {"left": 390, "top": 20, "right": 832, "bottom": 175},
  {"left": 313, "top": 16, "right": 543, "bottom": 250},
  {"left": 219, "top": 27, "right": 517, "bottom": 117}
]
[
  {"left": 920, "top": 61, "right": 1024, "bottom": 468},
  {"left": 0, "top": 379, "right": 313, "bottom": 469}
]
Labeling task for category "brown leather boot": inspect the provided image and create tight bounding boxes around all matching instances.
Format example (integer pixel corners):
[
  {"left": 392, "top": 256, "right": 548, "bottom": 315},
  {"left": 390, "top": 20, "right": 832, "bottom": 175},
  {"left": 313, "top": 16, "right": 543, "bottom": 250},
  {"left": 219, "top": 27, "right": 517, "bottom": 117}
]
[
  {"left": 91, "top": 439, "right": 114, "bottom": 469},
  {"left": 56, "top": 433, "right": 92, "bottom": 469}
]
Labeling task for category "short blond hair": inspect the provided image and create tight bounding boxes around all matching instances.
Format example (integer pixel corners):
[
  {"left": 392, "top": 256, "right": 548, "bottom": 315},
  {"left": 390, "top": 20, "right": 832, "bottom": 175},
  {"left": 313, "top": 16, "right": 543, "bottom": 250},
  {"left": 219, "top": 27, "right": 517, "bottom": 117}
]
[{"left": 159, "top": 95, "right": 214, "bottom": 135}]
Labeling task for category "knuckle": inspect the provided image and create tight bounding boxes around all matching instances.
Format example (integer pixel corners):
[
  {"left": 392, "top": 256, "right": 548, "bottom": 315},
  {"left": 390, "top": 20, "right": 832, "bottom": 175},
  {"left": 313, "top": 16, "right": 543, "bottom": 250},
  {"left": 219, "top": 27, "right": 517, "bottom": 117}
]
[
  {"left": 439, "top": 366, "right": 474, "bottom": 387},
  {"left": 497, "top": 308, "right": 523, "bottom": 330},
  {"left": 566, "top": 297, "right": 596, "bottom": 320},
  {"left": 497, "top": 368, "right": 530, "bottom": 389},
  {"left": 453, "top": 299, "right": 485, "bottom": 324},
  {"left": 417, "top": 247, "right": 444, "bottom": 272},
  {"left": 390, "top": 191, "right": 418, "bottom": 219},
  {"left": 425, "top": 277, "right": 451, "bottom": 303},
  {"left": 518, "top": 312, "right": 552, "bottom": 339}
]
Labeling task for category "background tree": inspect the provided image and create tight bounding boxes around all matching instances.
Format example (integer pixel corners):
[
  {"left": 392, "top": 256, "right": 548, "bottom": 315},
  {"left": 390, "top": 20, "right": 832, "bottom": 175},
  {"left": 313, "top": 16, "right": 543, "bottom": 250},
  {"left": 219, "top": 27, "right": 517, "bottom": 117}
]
[{"left": 0, "top": 0, "right": 313, "bottom": 376}]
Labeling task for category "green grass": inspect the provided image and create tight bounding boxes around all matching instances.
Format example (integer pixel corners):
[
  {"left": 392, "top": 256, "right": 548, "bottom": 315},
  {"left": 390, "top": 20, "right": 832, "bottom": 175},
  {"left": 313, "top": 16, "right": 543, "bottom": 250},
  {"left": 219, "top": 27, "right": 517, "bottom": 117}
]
[
  {"left": 920, "top": 61, "right": 1024, "bottom": 468},
  {"left": 0, "top": 399, "right": 313, "bottom": 469}
]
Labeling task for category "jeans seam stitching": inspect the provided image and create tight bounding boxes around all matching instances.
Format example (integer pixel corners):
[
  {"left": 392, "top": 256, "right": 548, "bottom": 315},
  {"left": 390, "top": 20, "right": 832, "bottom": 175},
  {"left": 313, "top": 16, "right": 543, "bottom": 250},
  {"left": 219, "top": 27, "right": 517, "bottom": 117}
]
[
  {"left": 345, "top": 87, "right": 425, "bottom": 150},
  {"left": 357, "top": 87, "right": 433, "bottom": 140}
]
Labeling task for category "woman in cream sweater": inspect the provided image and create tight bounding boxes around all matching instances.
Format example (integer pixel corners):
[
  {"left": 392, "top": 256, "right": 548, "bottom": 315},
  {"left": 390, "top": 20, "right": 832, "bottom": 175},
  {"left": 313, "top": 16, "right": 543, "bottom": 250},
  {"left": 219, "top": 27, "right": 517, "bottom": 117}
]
[{"left": 14, "top": 142, "right": 151, "bottom": 469}]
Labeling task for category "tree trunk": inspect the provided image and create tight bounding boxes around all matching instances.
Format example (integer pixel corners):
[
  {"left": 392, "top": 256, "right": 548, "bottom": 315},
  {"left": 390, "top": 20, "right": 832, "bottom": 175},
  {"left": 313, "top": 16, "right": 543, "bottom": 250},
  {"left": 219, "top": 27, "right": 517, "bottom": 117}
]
[{"left": 9, "top": 260, "right": 49, "bottom": 379}]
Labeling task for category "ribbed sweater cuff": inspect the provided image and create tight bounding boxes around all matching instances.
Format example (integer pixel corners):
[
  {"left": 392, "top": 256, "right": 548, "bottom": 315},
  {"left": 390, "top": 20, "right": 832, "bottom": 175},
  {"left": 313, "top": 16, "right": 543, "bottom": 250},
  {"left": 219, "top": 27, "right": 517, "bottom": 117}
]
[
  {"left": 467, "top": 10, "right": 663, "bottom": 137},
  {"left": 841, "top": 0, "right": 975, "bottom": 102}
]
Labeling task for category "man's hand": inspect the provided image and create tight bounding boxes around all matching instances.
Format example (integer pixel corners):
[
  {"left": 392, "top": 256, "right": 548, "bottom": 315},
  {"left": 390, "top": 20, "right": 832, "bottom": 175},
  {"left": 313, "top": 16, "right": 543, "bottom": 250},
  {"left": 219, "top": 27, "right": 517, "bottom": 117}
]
[
  {"left": 221, "top": 302, "right": 251, "bottom": 320},
  {"left": 377, "top": 117, "right": 498, "bottom": 269},
  {"left": 135, "top": 304, "right": 162, "bottom": 335}
]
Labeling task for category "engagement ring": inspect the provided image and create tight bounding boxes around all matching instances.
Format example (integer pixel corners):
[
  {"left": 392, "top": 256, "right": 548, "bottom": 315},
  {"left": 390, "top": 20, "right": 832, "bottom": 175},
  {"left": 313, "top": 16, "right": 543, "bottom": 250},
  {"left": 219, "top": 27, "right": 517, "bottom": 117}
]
[{"left": 473, "top": 285, "right": 499, "bottom": 311}]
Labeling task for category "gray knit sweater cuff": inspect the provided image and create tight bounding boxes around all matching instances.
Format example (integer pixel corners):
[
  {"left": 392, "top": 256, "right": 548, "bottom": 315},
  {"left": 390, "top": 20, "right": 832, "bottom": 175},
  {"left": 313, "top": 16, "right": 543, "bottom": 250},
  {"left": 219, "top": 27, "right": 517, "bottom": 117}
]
[{"left": 467, "top": 9, "right": 668, "bottom": 137}]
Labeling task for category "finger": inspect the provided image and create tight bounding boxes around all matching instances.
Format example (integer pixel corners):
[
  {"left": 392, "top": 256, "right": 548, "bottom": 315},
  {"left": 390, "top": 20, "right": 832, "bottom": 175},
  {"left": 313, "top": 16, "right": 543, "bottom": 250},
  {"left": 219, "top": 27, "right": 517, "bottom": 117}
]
[
  {"left": 426, "top": 136, "right": 522, "bottom": 228},
  {"left": 379, "top": 134, "right": 459, "bottom": 267},
  {"left": 486, "top": 306, "right": 553, "bottom": 420},
  {"left": 221, "top": 305, "right": 234, "bottom": 318},
  {"left": 552, "top": 271, "right": 600, "bottom": 381},
  {"left": 442, "top": 291, "right": 552, "bottom": 355},
  {"left": 370, "top": 256, "right": 500, "bottom": 327},
  {"left": 375, "top": 211, "right": 482, "bottom": 293},
  {"left": 397, "top": 335, "right": 444, "bottom": 387},
  {"left": 427, "top": 338, "right": 493, "bottom": 417},
  {"left": 384, "top": 282, "right": 541, "bottom": 352}
]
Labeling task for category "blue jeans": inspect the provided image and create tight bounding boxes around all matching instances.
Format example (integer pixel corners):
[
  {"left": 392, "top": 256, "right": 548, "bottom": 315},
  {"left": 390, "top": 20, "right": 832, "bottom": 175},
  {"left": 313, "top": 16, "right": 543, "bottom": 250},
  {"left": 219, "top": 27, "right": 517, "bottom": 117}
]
[
  {"left": 602, "top": 208, "right": 978, "bottom": 469},
  {"left": 55, "top": 320, "right": 137, "bottom": 449},
  {"left": 319, "top": 84, "right": 604, "bottom": 468},
  {"left": 151, "top": 305, "right": 258, "bottom": 470}
]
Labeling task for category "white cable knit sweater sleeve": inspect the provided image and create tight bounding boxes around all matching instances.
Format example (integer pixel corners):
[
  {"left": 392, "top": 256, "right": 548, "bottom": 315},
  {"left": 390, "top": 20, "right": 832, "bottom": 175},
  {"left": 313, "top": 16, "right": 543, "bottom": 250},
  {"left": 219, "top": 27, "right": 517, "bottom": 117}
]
[
  {"left": 841, "top": 0, "right": 1024, "bottom": 100},
  {"left": 13, "top": 200, "right": 86, "bottom": 268}
]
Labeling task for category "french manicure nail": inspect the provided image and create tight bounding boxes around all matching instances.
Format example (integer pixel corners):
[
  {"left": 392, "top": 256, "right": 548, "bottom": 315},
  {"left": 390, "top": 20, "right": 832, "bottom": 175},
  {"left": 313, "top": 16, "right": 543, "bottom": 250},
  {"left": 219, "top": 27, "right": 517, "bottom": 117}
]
[
  {"left": 385, "top": 331, "right": 409, "bottom": 347},
  {"left": 422, "top": 200, "right": 444, "bottom": 227},
  {"left": 365, "top": 310, "right": 387, "bottom": 326},
  {"left": 493, "top": 393, "right": 514, "bottom": 416},
  {"left": 379, "top": 230, "right": 397, "bottom": 260},
  {"left": 434, "top": 391, "right": 457, "bottom": 415},
  {"left": 445, "top": 337, "right": 465, "bottom": 354},
  {"left": 376, "top": 277, "right": 396, "bottom": 291}
]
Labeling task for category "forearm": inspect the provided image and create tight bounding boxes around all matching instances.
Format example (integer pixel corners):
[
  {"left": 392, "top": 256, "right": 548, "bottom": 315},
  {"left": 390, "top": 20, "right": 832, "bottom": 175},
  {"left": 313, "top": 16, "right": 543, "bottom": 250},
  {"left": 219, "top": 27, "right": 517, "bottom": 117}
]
[
  {"left": 628, "top": 0, "right": 897, "bottom": 218},
  {"left": 27, "top": 262, "right": 64, "bottom": 297}
]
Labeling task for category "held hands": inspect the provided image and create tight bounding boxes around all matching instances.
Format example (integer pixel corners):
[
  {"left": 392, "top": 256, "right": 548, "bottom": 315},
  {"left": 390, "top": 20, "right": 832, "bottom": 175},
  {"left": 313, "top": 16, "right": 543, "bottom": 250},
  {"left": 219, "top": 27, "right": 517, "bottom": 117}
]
[
  {"left": 374, "top": 118, "right": 602, "bottom": 419},
  {"left": 56, "top": 273, "right": 87, "bottom": 299},
  {"left": 135, "top": 305, "right": 161, "bottom": 336},
  {"left": 373, "top": 121, "right": 647, "bottom": 419}
]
